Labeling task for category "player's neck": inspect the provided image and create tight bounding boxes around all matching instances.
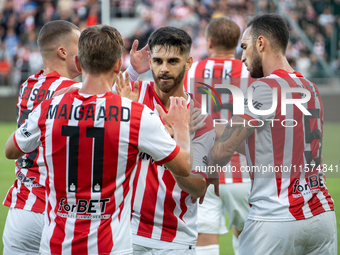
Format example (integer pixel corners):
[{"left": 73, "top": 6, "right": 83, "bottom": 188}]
[
  {"left": 209, "top": 49, "right": 235, "bottom": 59},
  {"left": 79, "top": 72, "right": 114, "bottom": 95},
  {"left": 43, "top": 65, "right": 69, "bottom": 79},
  {"left": 262, "top": 54, "right": 294, "bottom": 77},
  {"left": 154, "top": 83, "right": 188, "bottom": 111}
]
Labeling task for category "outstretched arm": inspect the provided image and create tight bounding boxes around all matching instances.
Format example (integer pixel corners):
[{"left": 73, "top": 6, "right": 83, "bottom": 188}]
[
  {"left": 164, "top": 104, "right": 215, "bottom": 202},
  {"left": 172, "top": 128, "right": 215, "bottom": 203},
  {"left": 157, "top": 97, "right": 191, "bottom": 177},
  {"left": 173, "top": 173, "right": 206, "bottom": 202},
  {"left": 209, "top": 115, "right": 255, "bottom": 167}
]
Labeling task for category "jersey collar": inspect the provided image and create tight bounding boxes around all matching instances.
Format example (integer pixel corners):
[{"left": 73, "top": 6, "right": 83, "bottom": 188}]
[
  {"left": 271, "top": 69, "right": 303, "bottom": 78},
  {"left": 34, "top": 70, "right": 61, "bottom": 79}
]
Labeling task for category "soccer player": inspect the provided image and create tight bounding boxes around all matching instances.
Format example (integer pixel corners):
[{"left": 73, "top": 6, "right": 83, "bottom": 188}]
[
  {"left": 116, "top": 27, "right": 216, "bottom": 254},
  {"left": 2, "top": 20, "right": 150, "bottom": 254},
  {"left": 5, "top": 24, "right": 191, "bottom": 255},
  {"left": 184, "top": 17, "right": 251, "bottom": 255},
  {"left": 209, "top": 14, "right": 336, "bottom": 255}
]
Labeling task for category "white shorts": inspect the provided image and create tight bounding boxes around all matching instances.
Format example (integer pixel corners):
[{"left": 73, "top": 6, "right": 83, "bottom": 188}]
[
  {"left": 239, "top": 211, "right": 337, "bottom": 255},
  {"left": 133, "top": 244, "right": 196, "bottom": 255},
  {"left": 197, "top": 182, "right": 251, "bottom": 234},
  {"left": 3, "top": 207, "right": 44, "bottom": 255}
]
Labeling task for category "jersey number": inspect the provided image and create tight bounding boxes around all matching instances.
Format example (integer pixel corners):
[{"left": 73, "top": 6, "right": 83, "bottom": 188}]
[{"left": 61, "top": 126, "right": 104, "bottom": 193}]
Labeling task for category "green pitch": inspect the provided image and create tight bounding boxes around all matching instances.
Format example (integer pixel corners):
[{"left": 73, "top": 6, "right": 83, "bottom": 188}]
[{"left": 0, "top": 122, "right": 339, "bottom": 254}]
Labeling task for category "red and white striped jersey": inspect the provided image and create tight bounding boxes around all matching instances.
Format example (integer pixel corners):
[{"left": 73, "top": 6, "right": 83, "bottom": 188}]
[
  {"left": 239, "top": 69, "right": 334, "bottom": 221},
  {"left": 3, "top": 70, "right": 77, "bottom": 214},
  {"left": 184, "top": 58, "right": 251, "bottom": 183},
  {"left": 13, "top": 90, "right": 180, "bottom": 255},
  {"left": 130, "top": 81, "right": 215, "bottom": 248}
]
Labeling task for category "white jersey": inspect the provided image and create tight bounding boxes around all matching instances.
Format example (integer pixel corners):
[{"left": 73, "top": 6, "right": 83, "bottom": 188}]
[
  {"left": 239, "top": 69, "right": 334, "bottom": 221},
  {"left": 184, "top": 58, "right": 252, "bottom": 183},
  {"left": 4, "top": 70, "right": 78, "bottom": 214},
  {"left": 130, "top": 81, "right": 215, "bottom": 248},
  {"left": 14, "top": 90, "right": 180, "bottom": 254}
]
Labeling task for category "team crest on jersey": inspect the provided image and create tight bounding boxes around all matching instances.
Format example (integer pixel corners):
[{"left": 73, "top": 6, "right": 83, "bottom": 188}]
[{"left": 18, "top": 157, "right": 34, "bottom": 168}]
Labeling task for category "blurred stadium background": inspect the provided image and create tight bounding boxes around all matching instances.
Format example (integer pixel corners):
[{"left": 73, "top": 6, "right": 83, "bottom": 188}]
[
  {"left": 0, "top": 0, "right": 340, "bottom": 121},
  {"left": 0, "top": 0, "right": 339, "bottom": 254}
]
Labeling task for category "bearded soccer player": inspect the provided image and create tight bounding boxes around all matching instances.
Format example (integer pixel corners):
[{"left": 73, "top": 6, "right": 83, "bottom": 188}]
[
  {"left": 184, "top": 17, "right": 252, "bottom": 255},
  {"left": 209, "top": 14, "right": 336, "bottom": 255},
  {"left": 5, "top": 25, "right": 192, "bottom": 255},
  {"left": 2, "top": 20, "right": 150, "bottom": 254},
  {"left": 116, "top": 27, "right": 216, "bottom": 254}
]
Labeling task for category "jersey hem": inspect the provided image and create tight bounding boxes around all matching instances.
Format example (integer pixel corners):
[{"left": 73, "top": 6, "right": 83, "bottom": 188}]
[
  {"left": 133, "top": 234, "right": 196, "bottom": 249},
  {"left": 3, "top": 202, "right": 45, "bottom": 214},
  {"left": 248, "top": 208, "right": 334, "bottom": 221},
  {"left": 39, "top": 248, "right": 133, "bottom": 255}
]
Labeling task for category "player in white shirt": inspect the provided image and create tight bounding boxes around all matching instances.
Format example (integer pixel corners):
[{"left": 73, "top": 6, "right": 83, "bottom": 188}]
[{"left": 209, "top": 14, "right": 336, "bottom": 255}]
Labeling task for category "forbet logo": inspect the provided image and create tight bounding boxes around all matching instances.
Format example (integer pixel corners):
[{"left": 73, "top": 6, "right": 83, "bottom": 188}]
[{"left": 199, "top": 82, "right": 312, "bottom": 116}]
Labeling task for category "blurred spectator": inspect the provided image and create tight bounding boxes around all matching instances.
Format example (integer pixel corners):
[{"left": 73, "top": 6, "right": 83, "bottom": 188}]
[
  {"left": 0, "top": 41, "right": 12, "bottom": 84},
  {"left": 0, "top": 0, "right": 340, "bottom": 88},
  {"left": 86, "top": 1, "right": 99, "bottom": 26},
  {"left": 296, "top": 49, "right": 312, "bottom": 77},
  {"left": 314, "top": 33, "right": 326, "bottom": 59},
  {"left": 3, "top": 27, "right": 19, "bottom": 61},
  {"left": 319, "top": 6, "right": 335, "bottom": 26}
]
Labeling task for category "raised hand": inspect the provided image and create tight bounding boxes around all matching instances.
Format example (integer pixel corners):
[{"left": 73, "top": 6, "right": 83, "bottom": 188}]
[
  {"left": 156, "top": 97, "right": 190, "bottom": 132},
  {"left": 190, "top": 106, "right": 206, "bottom": 134},
  {"left": 115, "top": 71, "right": 139, "bottom": 102},
  {"left": 129, "top": 39, "right": 150, "bottom": 74}
]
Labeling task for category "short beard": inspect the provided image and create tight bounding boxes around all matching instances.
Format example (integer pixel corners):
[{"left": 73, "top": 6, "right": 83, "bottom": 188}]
[
  {"left": 152, "top": 65, "right": 186, "bottom": 93},
  {"left": 249, "top": 47, "right": 264, "bottom": 78}
]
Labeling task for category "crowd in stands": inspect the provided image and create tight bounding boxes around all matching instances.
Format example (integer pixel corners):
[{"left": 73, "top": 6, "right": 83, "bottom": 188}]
[{"left": 0, "top": 0, "right": 339, "bottom": 88}]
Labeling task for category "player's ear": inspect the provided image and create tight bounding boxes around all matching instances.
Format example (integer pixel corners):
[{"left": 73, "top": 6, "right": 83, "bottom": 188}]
[
  {"left": 207, "top": 38, "right": 213, "bottom": 49},
  {"left": 257, "top": 35, "right": 265, "bottom": 53},
  {"left": 74, "top": 55, "right": 82, "bottom": 73},
  {"left": 185, "top": 56, "right": 193, "bottom": 71},
  {"left": 57, "top": 46, "right": 67, "bottom": 60},
  {"left": 113, "top": 58, "right": 122, "bottom": 74}
]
